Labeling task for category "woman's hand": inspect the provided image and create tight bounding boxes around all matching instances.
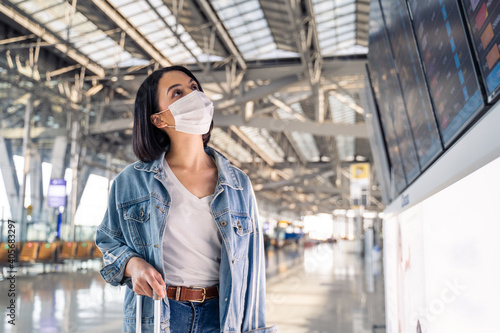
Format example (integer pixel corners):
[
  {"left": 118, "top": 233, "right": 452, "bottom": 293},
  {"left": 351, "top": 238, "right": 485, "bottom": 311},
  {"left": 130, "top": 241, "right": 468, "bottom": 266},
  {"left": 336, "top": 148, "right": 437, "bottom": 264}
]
[{"left": 124, "top": 257, "right": 166, "bottom": 298}]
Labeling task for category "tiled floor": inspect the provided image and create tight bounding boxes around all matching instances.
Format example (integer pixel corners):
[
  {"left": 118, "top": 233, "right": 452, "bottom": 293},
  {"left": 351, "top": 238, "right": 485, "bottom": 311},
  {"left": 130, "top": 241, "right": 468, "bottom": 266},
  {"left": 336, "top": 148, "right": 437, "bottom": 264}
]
[
  {"left": 0, "top": 243, "right": 385, "bottom": 332},
  {"left": 265, "top": 243, "right": 385, "bottom": 333}
]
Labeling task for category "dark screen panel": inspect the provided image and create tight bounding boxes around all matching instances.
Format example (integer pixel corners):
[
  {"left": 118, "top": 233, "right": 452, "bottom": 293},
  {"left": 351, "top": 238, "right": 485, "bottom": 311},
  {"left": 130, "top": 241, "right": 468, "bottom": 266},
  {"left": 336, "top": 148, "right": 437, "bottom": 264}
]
[
  {"left": 369, "top": 0, "right": 417, "bottom": 193},
  {"left": 364, "top": 65, "right": 393, "bottom": 203},
  {"left": 380, "top": 0, "right": 443, "bottom": 170},
  {"left": 407, "top": 0, "right": 485, "bottom": 147},
  {"left": 461, "top": 0, "right": 500, "bottom": 102}
]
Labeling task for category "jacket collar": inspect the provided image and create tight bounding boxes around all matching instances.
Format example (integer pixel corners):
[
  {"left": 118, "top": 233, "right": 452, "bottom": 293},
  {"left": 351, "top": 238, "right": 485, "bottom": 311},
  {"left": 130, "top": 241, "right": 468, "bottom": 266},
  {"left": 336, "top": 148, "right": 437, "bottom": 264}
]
[{"left": 134, "top": 145, "right": 243, "bottom": 190}]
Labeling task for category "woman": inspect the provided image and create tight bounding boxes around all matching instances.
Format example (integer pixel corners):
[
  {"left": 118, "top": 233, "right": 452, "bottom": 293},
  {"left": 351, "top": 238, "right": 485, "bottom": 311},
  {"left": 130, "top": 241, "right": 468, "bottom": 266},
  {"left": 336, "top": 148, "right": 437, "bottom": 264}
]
[{"left": 95, "top": 66, "right": 277, "bottom": 333}]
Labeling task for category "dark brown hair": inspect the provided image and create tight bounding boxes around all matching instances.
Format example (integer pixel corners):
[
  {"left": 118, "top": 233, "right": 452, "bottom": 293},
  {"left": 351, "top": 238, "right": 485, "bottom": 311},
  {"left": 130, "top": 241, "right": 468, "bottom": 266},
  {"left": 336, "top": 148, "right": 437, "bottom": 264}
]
[{"left": 132, "top": 66, "right": 213, "bottom": 162}]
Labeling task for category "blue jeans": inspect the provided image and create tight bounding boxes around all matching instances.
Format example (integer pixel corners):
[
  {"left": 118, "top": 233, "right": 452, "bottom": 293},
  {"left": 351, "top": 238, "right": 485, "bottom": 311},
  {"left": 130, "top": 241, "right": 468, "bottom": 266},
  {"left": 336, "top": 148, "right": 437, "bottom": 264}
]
[{"left": 169, "top": 297, "right": 220, "bottom": 333}]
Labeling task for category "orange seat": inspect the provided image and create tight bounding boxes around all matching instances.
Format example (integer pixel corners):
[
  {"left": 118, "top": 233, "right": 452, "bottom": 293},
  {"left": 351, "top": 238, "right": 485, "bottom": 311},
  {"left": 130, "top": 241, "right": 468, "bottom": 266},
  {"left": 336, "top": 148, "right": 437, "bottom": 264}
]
[
  {"left": 93, "top": 246, "right": 103, "bottom": 258},
  {"left": 37, "top": 242, "right": 58, "bottom": 262},
  {"left": 75, "top": 241, "right": 93, "bottom": 259},
  {"left": 0, "top": 243, "right": 11, "bottom": 264},
  {"left": 58, "top": 241, "right": 77, "bottom": 259},
  {"left": 19, "top": 242, "right": 39, "bottom": 262}
]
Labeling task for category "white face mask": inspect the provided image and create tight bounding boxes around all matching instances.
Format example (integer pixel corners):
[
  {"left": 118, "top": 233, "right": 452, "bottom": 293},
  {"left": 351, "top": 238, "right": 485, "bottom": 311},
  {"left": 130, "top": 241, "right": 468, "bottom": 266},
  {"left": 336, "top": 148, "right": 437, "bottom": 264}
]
[{"left": 156, "top": 90, "right": 213, "bottom": 135}]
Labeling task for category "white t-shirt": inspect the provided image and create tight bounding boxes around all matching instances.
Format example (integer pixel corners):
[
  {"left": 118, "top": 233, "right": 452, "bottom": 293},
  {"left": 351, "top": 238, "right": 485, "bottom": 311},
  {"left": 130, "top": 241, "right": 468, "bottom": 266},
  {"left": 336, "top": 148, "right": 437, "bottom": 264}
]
[{"left": 161, "top": 158, "right": 222, "bottom": 287}]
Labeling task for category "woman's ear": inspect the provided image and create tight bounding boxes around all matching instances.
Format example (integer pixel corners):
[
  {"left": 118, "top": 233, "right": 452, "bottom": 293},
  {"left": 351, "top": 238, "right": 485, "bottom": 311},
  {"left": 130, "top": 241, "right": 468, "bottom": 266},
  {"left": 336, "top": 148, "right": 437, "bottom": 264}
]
[{"left": 150, "top": 114, "right": 168, "bottom": 128}]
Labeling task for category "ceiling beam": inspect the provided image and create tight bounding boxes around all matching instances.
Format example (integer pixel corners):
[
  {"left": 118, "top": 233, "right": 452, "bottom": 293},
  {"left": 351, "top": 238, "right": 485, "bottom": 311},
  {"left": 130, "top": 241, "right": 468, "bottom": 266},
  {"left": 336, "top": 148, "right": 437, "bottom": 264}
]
[
  {"left": 89, "top": 0, "right": 171, "bottom": 67},
  {"left": 89, "top": 112, "right": 368, "bottom": 138},
  {"left": 0, "top": 127, "right": 66, "bottom": 139},
  {"left": 256, "top": 168, "right": 335, "bottom": 190},
  {"left": 215, "top": 75, "right": 302, "bottom": 109},
  {"left": 66, "top": 56, "right": 366, "bottom": 84},
  {"left": 0, "top": 2, "right": 105, "bottom": 77},
  {"left": 229, "top": 126, "right": 275, "bottom": 167},
  {"left": 285, "top": 0, "right": 324, "bottom": 124},
  {"left": 214, "top": 113, "right": 368, "bottom": 138},
  {"left": 195, "top": 0, "right": 247, "bottom": 71}
]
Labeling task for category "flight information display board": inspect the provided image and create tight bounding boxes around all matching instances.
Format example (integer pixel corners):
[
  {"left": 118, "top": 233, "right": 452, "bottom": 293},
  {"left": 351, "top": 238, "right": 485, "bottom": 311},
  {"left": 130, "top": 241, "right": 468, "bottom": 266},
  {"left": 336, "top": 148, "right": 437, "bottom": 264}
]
[
  {"left": 380, "top": 0, "right": 443, "bottom": 170},
  {"left": 407, "top": 0, "right": 485, "bottom": 147},
  {"left": 461, "top": 0, "right": 500, "bottom": 102},
  {"left": 368, "top": 0, "right": 420, "bottom": 193}
]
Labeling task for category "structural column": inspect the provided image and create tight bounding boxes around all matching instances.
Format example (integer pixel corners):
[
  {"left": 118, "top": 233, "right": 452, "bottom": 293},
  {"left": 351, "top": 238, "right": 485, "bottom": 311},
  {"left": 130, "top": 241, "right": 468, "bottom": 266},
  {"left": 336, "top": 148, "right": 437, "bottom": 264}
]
[
  {"left": 0, "top": 137, "right": 20, "bottom": 220},
  {"left": 68, "top": 117, "right": 80, "bottom": 241},
  {"left": 18, "top": 95, "right": 33, "bottom": 241}
]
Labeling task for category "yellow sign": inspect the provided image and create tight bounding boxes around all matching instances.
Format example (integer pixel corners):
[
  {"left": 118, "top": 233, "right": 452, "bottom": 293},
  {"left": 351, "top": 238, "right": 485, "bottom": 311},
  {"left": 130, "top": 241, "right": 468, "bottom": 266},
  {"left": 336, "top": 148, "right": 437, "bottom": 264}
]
[
  {"left": 26, "top": 204, "right": 33, "bottom": 216},
  {"left": 350, "top": 163, "right": 370, "bottom": 179}
]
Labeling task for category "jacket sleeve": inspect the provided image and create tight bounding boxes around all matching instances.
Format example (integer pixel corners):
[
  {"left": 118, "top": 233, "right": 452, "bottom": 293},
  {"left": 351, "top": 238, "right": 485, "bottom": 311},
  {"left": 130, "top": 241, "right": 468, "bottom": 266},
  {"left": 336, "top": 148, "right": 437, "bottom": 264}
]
[
  {"left": 95, "top": 179, "right": 143, "bottom": 289},
  {"left": 241, "top": 181, "right": 278, "bottom": 333}
]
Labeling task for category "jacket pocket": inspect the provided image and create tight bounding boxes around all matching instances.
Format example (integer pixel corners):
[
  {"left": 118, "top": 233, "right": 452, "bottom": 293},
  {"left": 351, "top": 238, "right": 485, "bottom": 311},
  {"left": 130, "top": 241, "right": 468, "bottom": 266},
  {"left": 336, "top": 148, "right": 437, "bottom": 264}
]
[
  {"left": 231, "top": 215, "right": 253, "bottom": 236},
  {"left": 243, "top": 324, "right": 278, "bottom": 333},
  {"left": 229, "top": 214, "right": 253, "bottom": 261},
  {"left": 121, "top": 196, "right": 153, "bottom": 247}
]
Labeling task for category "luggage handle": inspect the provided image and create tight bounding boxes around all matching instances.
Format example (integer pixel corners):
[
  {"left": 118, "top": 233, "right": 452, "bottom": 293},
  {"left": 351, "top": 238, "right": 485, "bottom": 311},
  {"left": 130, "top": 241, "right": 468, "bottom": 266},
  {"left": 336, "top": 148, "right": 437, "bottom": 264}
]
[{"left": 136, "top": 291, "right": 163, "bottom": 333}]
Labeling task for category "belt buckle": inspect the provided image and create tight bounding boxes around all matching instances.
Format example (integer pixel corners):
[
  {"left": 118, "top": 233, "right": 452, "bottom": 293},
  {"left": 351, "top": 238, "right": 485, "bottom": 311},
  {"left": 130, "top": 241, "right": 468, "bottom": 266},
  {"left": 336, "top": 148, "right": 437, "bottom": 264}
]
[
  {"left": 175, "top": 286, "right": 181, "bottom": 301},
  {"left": 191, "top": 287, "right": 206, "bottom": 303}
]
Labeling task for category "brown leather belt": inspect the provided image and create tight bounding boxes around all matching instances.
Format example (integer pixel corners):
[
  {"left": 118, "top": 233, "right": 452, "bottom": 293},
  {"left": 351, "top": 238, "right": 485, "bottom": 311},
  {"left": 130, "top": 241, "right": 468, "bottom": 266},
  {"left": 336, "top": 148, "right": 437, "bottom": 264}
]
[{"left": 166, "top": 286, "right": 218, "bottom": 303}]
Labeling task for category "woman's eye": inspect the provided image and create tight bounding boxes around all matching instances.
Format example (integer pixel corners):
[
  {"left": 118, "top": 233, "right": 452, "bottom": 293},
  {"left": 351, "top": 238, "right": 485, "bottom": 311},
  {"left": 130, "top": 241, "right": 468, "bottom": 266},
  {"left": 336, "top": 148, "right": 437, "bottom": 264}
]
[
  {"left": 172, "top": 89, "right": 182, "bottom": 97},
  {"left": 192, "top": 85, "right": 199, "bottom": 90}
]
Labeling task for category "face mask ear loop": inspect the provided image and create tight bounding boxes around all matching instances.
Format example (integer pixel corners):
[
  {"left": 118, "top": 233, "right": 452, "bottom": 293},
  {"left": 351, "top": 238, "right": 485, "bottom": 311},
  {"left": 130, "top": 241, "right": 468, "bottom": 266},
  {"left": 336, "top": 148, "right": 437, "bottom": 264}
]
[
  {"left": 157, "top": 124, "right": 176, "bottom": 129},
  {"left": 156, "top": 108, "right": 169, "bottom": 115},
  {"left": 151, "top": 108, "right": 175, "bottom": 129}
]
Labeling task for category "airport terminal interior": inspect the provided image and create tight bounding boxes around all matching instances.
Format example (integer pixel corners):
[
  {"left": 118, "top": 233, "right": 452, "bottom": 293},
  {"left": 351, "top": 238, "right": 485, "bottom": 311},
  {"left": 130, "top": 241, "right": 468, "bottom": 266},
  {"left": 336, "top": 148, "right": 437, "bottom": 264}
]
[{"left": 0, "top": 0, "right": 500, "bottom": 332}]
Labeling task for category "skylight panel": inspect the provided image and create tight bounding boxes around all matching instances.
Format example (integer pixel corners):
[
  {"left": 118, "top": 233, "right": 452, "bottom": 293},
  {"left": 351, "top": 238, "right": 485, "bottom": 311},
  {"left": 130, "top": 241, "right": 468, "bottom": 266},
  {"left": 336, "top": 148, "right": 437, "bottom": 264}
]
[
  {"left": 32, "top": 10, "right": 56, "bottom": 24},
  {"left": 274, "top": 103, "right": 320, "bottom": 162},
  {"left": 332, "top": 45, "right": 368, "bottom": 55},
  {"left": 336, "top": 0, "right": 356, "bottom": 6},
  {"left": 137, "top": 21, "right": 163, "bottom": 35},
  {"left": 92, "top": 38, "right": 116, "bottom": 51},
  {"left": 109, "top": 0, "right": 208, "bottom": 64},
  {"left": 118, "top": 1, "right": 146, "bottom": 16},
  {"left": 45, "top": 20, "right": 67, "bottom": 34},
  {"left": 315, "top": 1, "right": 335, "bottom": 12},
  {"left": 212, "top": 0, "right": 293, "bottom": 60},
  {"left": 329, "top": 94, "right": 356, "bottom": 124},
  {"left": 217, "top": 6, "right": 239, "bottom": 20},
  {"left": 128, "top": 12, "right": 158, "bottom": 28},
  {"left": 14, "top": 0, "right": 45, "bottom": 15},
  {"left": 336, "top": 3, "right": 356, "bottom": 16},
  {"left": 291, "top": 131, "right": 321, "bottom": 162},
  {"left": 240, "top": 127, "right": 285, "bottom": 163},
  {"left": 228, "top": 24, "right": 249, "bottom": 36},
  {"left": 256, "top": 40, "right": 275, "bottom": 52},
  {"left": 238, "top": 0, "right": 260, "bottom": 13},
  {"left": 91, "top": 50, "right": 113, "bottom": 64},
  {"left": 111, "top": 0, "right": 135, "bottom": 6},
  {"left": 147, "top": 30, "right": 173, "bottom": 43},
  {"left": 329, "top": 94, "right": 355, "bottom": 161},
  {"left": 337, "top": 24, "right": 356, "bottom": 35},
  {"left": 336, "top": 13, "right": 356, "bottom": 26},
  {"left": 248, "top": 27, "right": 271, "bottom": 40},
  {"left": 211, "top": 128, "right": 253, "bottom": 163},
  {"left": 288, "top": 104, "right": 320, "bottom": 162},
  {"left": 78, "top": 43, "right": 102, "bottom": 55},
  {"left": 336, "top": 39, "right": 356, "bottom": 49},
  {"left": 313, "top": 0, "right": 363, "bottom": 55}
]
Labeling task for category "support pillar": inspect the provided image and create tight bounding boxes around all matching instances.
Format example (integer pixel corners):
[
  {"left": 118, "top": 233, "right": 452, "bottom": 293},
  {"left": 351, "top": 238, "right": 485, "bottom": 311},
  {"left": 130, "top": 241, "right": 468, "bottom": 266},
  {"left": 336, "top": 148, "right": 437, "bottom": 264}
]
[
  {"left": 50, "top": 136, "right": 68, "bottom": 180},
  {"left": 0, "top": 137, "right": 20, "bottom": 218},
  {"left": 29, "top": 150, "right": 43, "bottom": 221},
  {"left": 68, "top": 118, "right": 80, "bottom": 241},
  {"left": 106, "top": 152, "right": 112, "bottom": 193},
  {"left": 18, "top": 96, "right": 32, "bottom": 241}
]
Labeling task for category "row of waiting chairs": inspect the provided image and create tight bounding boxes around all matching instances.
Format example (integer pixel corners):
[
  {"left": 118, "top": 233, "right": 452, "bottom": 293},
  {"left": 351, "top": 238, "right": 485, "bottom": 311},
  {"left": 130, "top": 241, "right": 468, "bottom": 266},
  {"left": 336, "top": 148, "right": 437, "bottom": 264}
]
[{"left": 0, "top": 241, "right": 103, "bottom": 273}]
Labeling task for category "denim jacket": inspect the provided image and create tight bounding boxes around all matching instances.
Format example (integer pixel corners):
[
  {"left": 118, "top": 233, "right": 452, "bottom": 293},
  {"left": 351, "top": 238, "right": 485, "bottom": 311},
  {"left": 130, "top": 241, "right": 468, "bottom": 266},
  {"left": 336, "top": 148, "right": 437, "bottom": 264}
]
[{"left": 95, "top": 145, "right": 277, "bottom": 333}]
